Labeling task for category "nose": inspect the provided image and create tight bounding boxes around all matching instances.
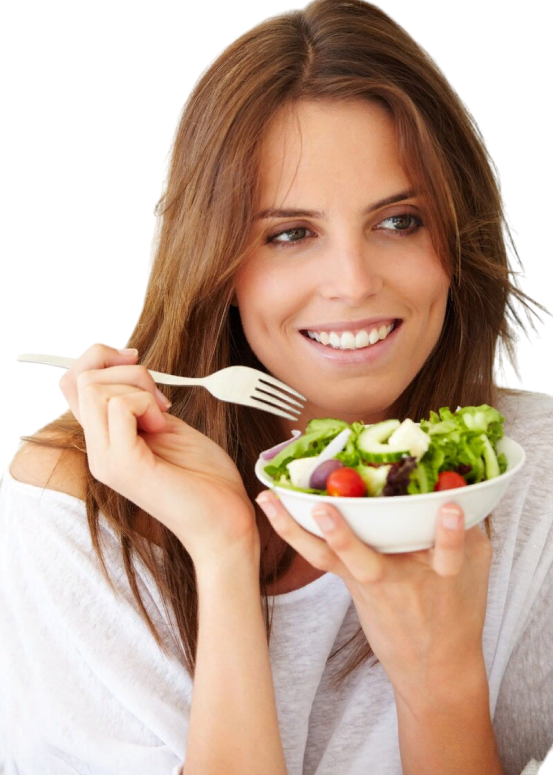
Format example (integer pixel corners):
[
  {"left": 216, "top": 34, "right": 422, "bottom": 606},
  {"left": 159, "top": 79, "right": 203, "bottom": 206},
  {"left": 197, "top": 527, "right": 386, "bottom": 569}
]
[{"left": 318, "top": 238, "right": 384, "bottom": 303}]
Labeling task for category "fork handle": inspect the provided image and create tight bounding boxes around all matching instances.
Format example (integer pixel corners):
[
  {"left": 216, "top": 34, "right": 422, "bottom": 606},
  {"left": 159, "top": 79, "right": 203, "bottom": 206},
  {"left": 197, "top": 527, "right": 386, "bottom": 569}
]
[
  {"left": 17, "top": 353, "right": 203, "bottom": 387},
  {"left": 18, "top": 354, "right": 76, "bottom": 369}
]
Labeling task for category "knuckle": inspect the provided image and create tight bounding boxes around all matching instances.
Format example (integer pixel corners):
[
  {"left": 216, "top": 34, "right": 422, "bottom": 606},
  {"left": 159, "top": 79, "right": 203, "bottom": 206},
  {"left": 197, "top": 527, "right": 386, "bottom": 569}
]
[
  {"left": 93, "top": 344, "right": 113, "bottom": 366},
  {"left": 58, "top": 371, "right": 70, "bottom": 392},
  {"left": 76, "top": 370, "right": 92, "bottom": 390},
  {"left": 108, "top": 393, "right": 128, "bottom": 411},
  {"left": 143, "top": 370, "right": 161, "bottom": 395},
  {"left": 327, "top": 533, "right": 350, "bottom": 553},
  {"left": 90, "top": 343, "right": 107, "bottom": 358},
  {"left": 129, "top": 364, "right": 153, "bottom": 388}
]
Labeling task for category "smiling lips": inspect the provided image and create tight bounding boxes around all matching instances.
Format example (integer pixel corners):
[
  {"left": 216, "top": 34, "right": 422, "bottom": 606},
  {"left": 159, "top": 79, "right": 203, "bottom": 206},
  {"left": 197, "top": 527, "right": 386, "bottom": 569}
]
[{"left": 303, "top": 321, "right": 397, "bottom": 350}]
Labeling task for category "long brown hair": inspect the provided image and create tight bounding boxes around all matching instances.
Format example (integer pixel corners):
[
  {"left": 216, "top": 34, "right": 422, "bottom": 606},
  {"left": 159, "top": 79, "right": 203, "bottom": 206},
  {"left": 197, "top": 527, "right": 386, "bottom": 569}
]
[{"left": 19, "top": 0, "right": 549, "bottom": 687}]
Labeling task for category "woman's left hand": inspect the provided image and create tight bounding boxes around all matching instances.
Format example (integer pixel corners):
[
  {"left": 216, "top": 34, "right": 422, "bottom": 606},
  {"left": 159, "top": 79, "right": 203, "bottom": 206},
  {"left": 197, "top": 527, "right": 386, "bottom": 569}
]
[{"left": 255, "top": 491, "right": 493, "bottom": 708}]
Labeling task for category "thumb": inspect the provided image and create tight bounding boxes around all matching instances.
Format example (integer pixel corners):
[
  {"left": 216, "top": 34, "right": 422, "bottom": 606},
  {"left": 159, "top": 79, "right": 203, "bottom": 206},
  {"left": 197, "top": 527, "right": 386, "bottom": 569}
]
[{"left": 432, "top": 503, "right": 465, "bottom": 577}]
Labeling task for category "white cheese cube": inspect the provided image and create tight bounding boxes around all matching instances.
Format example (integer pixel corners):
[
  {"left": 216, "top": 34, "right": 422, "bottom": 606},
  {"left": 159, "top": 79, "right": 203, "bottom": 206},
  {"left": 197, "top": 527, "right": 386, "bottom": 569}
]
[
  {"left": 387, "top": 419, "right": 431, "bottom": 460},
  {"left": 286, "top": 457, "right": 319, "bottom": 488}
]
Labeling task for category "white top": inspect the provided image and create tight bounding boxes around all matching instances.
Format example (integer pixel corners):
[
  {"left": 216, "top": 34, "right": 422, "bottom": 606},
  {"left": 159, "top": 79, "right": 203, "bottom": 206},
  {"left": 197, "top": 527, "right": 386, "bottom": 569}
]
[{"left": 1, "top": 389, "right": 552, "bottom": 775}]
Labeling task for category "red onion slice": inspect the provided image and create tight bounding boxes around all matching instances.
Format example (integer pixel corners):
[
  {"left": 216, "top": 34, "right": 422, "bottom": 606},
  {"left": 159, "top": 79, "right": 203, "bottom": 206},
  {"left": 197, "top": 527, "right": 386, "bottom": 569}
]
[{"left": 260, "top": 430, "right": 303, "bottom": 460}]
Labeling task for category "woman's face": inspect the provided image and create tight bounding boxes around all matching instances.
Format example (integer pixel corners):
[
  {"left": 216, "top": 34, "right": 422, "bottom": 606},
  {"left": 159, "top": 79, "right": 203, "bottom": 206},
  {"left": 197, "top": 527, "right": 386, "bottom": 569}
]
[{"left": 233, "top": 99, "right": 450, "bottom": 432}]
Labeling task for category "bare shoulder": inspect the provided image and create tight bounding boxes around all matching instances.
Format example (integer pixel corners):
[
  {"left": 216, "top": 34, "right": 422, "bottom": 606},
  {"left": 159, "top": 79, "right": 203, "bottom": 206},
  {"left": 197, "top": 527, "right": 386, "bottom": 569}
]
[
  {"left": 9, "top": 434, "right": 163, "bottom": 546},
  {"left": 9, "top": 434, "right": 88, "bottom": 501}
]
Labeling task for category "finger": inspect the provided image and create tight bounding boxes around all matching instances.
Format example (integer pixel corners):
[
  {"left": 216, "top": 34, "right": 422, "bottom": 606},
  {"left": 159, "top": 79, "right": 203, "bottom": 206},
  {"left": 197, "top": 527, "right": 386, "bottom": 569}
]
[
  {"left": 108, "top": 390, "right": 167, "bottom": 485},
  {"left": 256, "top": 491, "right": 389, "bottom": 583},
  {"left": 310, "top": 503, "right": 388, "bottom": 584},
  {"left": 431, "top": 503, "right": 466, "bottom": 577},
  {"left": 59, "top": 343, "right": 141, "bottom": 423},
  {"left": 79, "top": 384, "right": 166, "bottom": 482},
  {"left": 77, "top": 364, "right": 172, "bottom": 419},
  {"left": 255, "top": 491, "right": 346, "bottom": 575}
]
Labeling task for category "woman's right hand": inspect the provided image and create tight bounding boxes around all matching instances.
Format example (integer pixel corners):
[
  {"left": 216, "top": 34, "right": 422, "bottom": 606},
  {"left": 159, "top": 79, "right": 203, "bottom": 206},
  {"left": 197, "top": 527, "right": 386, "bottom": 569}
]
[{"left": 59, "top": 343, "right": 259, "bottom": 567}]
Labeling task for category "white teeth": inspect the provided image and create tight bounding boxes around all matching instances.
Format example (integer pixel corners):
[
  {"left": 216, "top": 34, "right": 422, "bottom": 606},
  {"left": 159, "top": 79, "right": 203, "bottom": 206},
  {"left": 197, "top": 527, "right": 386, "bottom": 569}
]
[
  {"left": 306, "top": 322, "right": 396, "bottom": 350},
  {"left": 369, "top": 326, "right": 387, "bottom": 344}
]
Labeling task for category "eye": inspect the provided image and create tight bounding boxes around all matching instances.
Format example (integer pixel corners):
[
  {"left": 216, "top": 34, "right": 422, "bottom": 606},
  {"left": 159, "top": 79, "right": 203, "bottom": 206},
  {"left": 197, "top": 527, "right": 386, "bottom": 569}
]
[
  {"left": 381, "top": 213, "right": 423, "bottom": 237},
  {"left": 266, "top": 226, "right": 314, "bottom": 248},
  {"left": 266, "top": 213, "right": 424, "bottom": 248}
]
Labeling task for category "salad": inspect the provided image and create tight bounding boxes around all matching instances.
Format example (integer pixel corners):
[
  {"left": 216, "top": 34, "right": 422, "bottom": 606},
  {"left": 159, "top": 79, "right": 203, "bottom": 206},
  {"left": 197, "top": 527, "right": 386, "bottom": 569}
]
[{"left": 261, "top": 405, "right": 508, "bottom": 497}]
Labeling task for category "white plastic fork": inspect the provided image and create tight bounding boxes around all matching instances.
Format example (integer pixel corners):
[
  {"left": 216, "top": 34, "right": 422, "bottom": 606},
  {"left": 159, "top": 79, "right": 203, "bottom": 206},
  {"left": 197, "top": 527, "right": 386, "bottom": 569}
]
[{"left": 17, "top": 353, "right": 306, "bottom": 421}]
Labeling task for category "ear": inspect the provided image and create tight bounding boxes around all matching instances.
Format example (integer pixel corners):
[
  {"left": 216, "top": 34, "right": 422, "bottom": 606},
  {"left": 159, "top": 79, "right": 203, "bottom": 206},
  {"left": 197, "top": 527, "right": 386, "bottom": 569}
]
[{"left": 230, "top": 290, "right": 239, "bottom": 308}]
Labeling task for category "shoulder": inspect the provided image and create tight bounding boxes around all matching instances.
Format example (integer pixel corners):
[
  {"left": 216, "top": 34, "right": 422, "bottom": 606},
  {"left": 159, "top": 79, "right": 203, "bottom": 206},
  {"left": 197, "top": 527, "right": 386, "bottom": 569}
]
[
  {"left": 8, "top": 434, "right": 163, "bottom": 547},
  {"left": 496, "top": 388, "right": 553, "bottom": 439},
  {"left": 9, "top": 433, "right": 88, "bottom": 502},
  {"left": 496, "top": 386, "right": 553, "bottom": 414},
  {"left": 496, "top": 388, "right": 553, "bottom": 489}
]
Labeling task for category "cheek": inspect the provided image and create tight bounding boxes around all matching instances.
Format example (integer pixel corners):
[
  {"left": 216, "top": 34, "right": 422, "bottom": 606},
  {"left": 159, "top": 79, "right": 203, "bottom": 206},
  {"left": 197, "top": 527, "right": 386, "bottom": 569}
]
[
  {"left": 428, "top": 264, "right": 451, "bottom": 315},
  {"left": 234, "top": 259, "right": 308, "bottom": 326},
  {"left": 235, "top": 255, "right": 275, "bottom": 301},
  {"left": 401, "top": 252, "right": 450, "bottom": 311},
  {"left": 233, "top": 263, "right": 294, "bottom": 351}
]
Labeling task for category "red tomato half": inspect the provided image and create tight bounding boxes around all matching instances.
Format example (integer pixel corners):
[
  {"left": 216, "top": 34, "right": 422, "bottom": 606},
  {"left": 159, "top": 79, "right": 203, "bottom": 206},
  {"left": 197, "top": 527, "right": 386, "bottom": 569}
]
[
  {"left": 434, "top": 471, "right": 468, "bottom": 491},
  {"left": 326, "top": 467, "right": 366, "bottom": 497}
]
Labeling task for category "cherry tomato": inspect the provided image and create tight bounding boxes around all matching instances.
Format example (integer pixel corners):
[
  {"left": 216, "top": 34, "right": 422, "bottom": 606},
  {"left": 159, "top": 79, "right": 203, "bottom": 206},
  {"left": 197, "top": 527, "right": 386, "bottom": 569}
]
[
  {"left": 434, "top": 471, "right": 468, "bottom": 491},
  {"left": 326, "top": 467, "right": 366, "bottom": 497}
]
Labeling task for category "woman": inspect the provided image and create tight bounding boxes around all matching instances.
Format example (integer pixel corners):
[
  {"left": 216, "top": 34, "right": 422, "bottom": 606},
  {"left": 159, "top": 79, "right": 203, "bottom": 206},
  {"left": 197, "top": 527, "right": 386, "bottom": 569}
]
[{"left": 1, "top": 1, "right": 552, "bottom": 773}]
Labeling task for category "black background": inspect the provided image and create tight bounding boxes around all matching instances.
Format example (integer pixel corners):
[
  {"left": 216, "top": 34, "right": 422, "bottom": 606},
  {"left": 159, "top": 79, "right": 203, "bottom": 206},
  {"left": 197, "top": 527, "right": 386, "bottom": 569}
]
[{"left": 6, "top": 2, "right": 552, "bottom": 452}]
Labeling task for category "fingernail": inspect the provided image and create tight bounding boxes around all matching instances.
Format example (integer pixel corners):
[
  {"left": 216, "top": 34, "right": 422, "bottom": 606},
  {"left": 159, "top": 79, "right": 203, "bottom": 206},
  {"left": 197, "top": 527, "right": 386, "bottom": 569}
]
[
  {"left": 117, "top": 348, "right": 138, "bottom": 357},
  {"left": 441, "top": 506, "right": 461, "bottom": 530},
  {"left": 155, "top": 388, "right": 172, "bottom": 408},
  {"left": 256, "top": 495, "right": 277, "bottom": 519},
  {"left": 313, "top": 507, "right": 336, "bottom": 531}
]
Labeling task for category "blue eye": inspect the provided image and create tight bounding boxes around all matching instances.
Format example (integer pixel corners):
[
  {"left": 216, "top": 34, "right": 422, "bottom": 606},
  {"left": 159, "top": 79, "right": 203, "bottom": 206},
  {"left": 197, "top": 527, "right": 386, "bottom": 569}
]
[{"left": 265, "top": 213, "right": 424, "bottom": 249}]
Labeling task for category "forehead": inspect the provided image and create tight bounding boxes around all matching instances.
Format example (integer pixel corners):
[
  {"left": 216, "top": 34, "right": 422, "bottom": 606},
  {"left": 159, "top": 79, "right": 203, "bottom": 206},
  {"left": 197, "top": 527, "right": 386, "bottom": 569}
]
[{"left": 256, "top": 99, "right": 408, "bottom": 206}]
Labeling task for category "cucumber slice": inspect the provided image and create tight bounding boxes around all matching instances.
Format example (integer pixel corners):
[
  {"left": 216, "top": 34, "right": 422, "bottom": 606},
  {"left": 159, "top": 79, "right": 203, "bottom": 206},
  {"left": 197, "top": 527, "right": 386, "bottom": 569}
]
[
  {"left": 480, "top": 434, "right": 500, "bottom": 479},
  {"left": 357, "top": 420, "right": 409, "bottom": 463}
]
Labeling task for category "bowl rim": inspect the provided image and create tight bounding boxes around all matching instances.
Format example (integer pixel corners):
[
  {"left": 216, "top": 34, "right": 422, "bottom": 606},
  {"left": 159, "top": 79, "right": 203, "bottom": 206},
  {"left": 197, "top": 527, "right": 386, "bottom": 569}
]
[{"left": 255, "top": 435, "right": 526, "bottom": 502}]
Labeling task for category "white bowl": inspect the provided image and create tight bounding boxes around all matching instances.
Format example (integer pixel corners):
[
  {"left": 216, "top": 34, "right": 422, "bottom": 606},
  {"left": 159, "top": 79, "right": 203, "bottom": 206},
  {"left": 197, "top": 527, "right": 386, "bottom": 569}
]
[{"left": 255, "top": 436, "right": 525, "bottom": 553}]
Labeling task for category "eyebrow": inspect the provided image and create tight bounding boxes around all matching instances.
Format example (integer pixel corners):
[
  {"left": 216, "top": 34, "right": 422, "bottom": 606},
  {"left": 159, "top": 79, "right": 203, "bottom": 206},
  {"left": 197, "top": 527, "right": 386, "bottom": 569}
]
[{"left": 254, "top": 189, "right": 417, "bottom": 220}]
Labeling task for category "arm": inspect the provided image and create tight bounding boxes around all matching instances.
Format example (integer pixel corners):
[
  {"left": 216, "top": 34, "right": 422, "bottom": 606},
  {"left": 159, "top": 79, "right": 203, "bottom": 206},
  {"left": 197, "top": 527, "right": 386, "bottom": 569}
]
[
  {"left": 183, "top": 542, "right": 288, "bottom": 775},
  {"left": 393, "top": 662, "right": 504, "bottom": 775}
]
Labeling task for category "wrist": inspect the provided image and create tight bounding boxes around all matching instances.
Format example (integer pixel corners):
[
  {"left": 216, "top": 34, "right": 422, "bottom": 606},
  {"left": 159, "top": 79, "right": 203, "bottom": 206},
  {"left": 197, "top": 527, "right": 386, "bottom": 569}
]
[
  {"left": 194, "top": 536, "right": 261, "bottom": 588},
  {"left": 394, "top": 668, "right": 503, "bottom": 775},
  {"left": 393, "top": 653, "right": 489, "bottom": 715}
]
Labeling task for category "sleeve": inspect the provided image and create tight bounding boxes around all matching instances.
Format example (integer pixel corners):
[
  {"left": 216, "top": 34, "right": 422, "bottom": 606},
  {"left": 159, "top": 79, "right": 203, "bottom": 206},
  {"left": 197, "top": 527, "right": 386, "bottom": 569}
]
[
  {"left": 520, "top": 746, "right": 553, "bottom": 775},
  {"left": 493, "top": 545, "right": 553, "bottom": 775},
  {"left": 0, "top": 476, "right": 192, "bottom": 775}
]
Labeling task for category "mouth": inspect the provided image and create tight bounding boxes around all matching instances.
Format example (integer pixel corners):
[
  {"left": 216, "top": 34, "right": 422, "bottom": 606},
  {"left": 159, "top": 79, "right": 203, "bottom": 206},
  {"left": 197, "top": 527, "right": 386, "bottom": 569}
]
[
  {"left": 300, "top": 318, "right": 403, "bottom": 349},
  {"left": 298, "top": 319, "right": 403, "bottom": 364}
]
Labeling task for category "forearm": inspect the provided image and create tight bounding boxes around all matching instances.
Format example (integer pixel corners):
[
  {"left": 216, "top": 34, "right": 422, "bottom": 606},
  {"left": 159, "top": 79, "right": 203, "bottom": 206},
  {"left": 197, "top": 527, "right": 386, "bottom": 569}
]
[
  {"left": 393, "top": 668, "right": 504, "bottom": 775},
  {"left": 183, "top": 542, "right": 288, "bottom": 775}
]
